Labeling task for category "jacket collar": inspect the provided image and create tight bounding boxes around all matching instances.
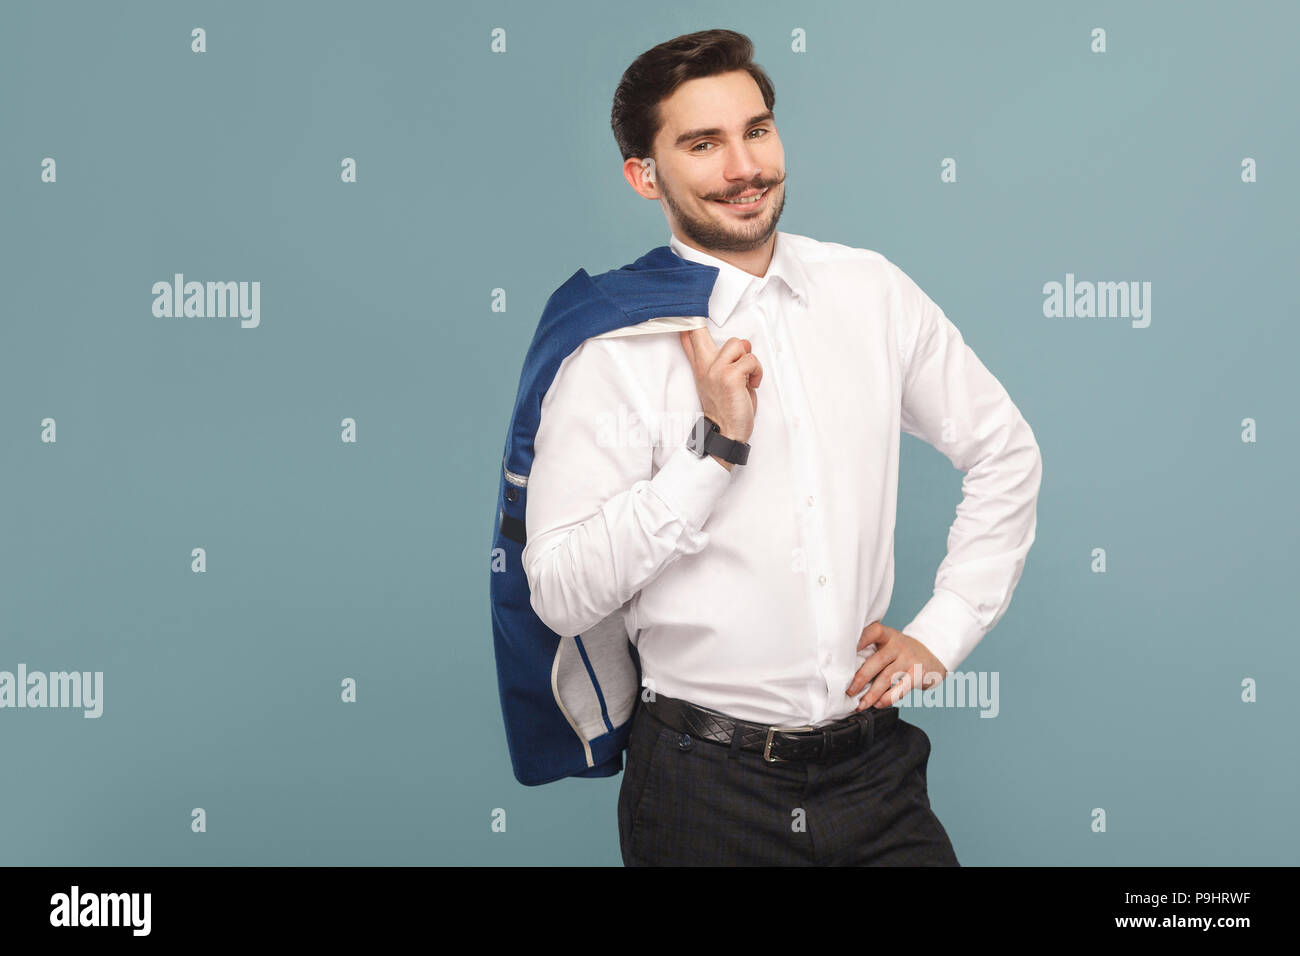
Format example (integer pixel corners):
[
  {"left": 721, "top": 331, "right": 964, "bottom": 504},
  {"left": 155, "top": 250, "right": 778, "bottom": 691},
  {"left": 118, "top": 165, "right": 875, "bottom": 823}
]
[{"left": 668, "top": 230, "right": 812, "bottom": 328}]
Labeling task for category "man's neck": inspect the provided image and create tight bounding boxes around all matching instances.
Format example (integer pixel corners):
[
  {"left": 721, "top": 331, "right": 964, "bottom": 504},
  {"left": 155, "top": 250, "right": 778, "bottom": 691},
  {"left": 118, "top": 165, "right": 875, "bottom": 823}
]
[{"left": 673, "top": 232, "right": 776, "bottom": 280}]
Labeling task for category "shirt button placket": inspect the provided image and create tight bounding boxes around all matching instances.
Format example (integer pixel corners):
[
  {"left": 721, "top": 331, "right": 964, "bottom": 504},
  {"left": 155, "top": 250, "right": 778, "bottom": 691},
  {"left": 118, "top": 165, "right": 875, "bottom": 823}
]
[{"left": 764, "top": 289, "right": 834, "bottom": 719}]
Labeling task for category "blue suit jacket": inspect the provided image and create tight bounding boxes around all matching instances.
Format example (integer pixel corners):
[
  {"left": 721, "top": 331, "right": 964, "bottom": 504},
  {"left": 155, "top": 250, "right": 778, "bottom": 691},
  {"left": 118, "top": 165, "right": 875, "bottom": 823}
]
[{"left": 491, "top": 244, "right": 719, "bottom": 785}]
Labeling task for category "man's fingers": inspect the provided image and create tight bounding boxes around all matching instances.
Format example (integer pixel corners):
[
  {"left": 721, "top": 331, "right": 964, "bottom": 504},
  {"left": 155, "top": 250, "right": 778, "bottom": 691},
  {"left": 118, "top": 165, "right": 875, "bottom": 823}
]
[
  {"left": 685, "top": 327, "right": 720, "bottom": 363},
  {"left": 845, "top": 645, "right": 898, "bottom": 698},
  {"left": 713, "top": 336, "right": 751, "bottom": 369},
  {"left": 873, "top": 668, "right": 914, "bottom": 709},
  {"left": 857, "top": 663, "right": 907, "bottom": 711},
  {"left": 727, "top": 353, "right": 761, "bottom": 385},
  {"left": 682, "top": 330, "right": 757, "bottom": 381},
  {"left": 860, "top": 656, "right": 908, "bottom": 708},
  {"left": 679, "top": 330, "right": 696, "bottom": 369},
  {"left": 857, "top": 620, "right": 884, "bottom": 651},
  {"left": 680, "top": 328, "right": 715, "bottom": 378}
]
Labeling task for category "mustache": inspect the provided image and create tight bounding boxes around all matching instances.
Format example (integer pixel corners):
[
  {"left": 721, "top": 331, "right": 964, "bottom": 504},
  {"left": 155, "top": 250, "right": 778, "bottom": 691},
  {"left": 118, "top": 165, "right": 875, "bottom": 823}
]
[{"left": 709, "top": 175, "right": 784, "bottom": 201}]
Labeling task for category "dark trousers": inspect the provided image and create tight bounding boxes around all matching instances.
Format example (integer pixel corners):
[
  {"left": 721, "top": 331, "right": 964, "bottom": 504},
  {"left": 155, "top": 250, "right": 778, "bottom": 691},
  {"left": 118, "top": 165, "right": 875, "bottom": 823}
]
[{"left": 617, "top": 696, "right": 960, "bottom": 866}]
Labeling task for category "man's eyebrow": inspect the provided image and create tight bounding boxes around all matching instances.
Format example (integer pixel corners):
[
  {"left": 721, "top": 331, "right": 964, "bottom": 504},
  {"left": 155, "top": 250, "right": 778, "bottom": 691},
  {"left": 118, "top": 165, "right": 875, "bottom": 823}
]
[{"left": 672, "top": 111, "right": 775, "bottom": 148}]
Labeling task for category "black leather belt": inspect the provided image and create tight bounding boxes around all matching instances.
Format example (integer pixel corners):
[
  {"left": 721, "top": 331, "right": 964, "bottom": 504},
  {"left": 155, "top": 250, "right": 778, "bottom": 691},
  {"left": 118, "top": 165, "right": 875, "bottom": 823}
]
[{"left": 644, "top": 693, "right": 899, "bottom": 764}]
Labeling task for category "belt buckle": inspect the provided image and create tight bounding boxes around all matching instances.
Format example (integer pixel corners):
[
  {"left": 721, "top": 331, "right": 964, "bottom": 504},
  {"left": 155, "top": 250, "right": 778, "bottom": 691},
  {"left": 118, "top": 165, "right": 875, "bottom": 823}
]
[{"left": 763, "top": 724, "right": 816, "bottom": 763}]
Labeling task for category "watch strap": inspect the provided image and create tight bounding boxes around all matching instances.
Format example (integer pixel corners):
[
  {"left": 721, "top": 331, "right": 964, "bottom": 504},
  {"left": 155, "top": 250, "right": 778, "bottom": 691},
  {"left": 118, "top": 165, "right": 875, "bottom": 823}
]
[{"left": 691, "top": 415, "right": 750, "bottom": 465}]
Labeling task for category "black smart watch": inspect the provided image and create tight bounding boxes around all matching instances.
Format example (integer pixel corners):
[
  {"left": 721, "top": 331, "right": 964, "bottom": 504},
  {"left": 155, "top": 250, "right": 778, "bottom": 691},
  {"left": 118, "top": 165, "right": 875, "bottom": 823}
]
[{"left": 686, "top": 415, "right": 750, "bottom": 466}]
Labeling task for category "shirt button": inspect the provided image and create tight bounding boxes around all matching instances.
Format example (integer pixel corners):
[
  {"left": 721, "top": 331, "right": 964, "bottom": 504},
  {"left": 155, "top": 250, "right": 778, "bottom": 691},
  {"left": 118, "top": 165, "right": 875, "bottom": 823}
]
[
  {"left": 818, "top": 575, "right": 827, "bottom": 586},
  {"left": 792, "top": 416, "right": 800, "bottom": 428},
  {"left": 806, "top": 495, "right": 815, "bottom": 506}
]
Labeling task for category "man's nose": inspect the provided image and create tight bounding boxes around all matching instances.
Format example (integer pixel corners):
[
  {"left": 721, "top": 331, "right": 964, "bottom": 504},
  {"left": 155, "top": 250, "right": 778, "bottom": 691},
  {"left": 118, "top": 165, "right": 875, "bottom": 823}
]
[{"left": 722, "top": 141, "right": 764, "bottom": 184}]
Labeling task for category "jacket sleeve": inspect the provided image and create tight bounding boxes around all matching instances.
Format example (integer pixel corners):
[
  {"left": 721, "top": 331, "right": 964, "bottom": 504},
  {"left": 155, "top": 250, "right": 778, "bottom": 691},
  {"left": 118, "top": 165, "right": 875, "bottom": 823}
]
[
  {"left": 890, "top": 260, "right": 1043, "bottom": 674},
  {"left": 522, "top": 337, "right": 734, "bottom": 638}
]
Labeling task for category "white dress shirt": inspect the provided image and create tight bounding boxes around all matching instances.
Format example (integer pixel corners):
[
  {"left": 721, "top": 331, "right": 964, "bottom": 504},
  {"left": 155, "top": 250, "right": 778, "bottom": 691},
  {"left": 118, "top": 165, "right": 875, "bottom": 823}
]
[{"left": 522, "top": 230, "right": 1042, "bottom": 727}]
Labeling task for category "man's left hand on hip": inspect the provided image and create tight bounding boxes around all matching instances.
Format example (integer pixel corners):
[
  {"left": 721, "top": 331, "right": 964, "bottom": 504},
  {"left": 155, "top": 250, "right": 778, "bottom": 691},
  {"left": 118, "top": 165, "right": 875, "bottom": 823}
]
[{"left": 847, "top": 620, "right": 947, "bottom": 710}]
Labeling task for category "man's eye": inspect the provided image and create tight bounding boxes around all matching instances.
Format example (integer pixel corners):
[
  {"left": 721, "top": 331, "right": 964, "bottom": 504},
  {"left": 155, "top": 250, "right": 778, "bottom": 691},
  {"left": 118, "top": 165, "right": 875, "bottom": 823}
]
[{"left": 693, "top": 129, "right": 768, "bottom": 152}]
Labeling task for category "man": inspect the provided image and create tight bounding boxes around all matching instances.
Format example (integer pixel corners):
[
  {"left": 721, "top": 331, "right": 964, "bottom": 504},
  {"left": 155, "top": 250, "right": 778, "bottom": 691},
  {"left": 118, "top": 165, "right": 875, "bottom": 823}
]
[{"left": 521, "top": 29, "right": 1042, "bottom": 865}]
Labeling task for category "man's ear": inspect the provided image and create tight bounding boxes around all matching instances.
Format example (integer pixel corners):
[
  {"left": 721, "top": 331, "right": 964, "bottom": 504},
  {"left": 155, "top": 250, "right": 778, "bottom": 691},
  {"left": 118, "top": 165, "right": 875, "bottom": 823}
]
[{"left": 622, "top": 156, "right": 658, "bottom": 198}]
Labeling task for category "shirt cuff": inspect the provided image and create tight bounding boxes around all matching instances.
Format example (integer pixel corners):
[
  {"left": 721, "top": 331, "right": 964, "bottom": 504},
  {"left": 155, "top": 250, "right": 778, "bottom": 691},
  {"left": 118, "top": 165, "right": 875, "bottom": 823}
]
[
  {"left": 646, "top": 443, "right": 735, "bottom": 531},
  {"left": 901, "top": 587, "right": 987, "bottom": 675}
]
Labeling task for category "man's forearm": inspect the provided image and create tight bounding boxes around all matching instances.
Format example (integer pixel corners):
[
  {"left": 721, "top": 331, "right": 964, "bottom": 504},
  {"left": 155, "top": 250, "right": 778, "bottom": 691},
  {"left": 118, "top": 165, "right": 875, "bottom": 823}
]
[{"left": 523, "top": 444, "right": 733, "bottom": 637}]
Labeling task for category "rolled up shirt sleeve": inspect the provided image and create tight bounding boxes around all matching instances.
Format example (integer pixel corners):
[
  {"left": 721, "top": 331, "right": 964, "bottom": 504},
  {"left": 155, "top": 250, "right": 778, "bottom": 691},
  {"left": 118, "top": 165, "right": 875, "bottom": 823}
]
[
  {"left": 890, "top": 261, "right": 1043, "bottom": 674},
  {"left": 522, "top": 338, "right": 735, "bottom": 638}
]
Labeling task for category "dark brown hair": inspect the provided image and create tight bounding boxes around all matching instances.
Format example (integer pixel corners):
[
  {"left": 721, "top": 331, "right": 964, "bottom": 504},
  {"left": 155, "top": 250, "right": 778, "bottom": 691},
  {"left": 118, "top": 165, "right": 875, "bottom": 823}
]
[{"left": 610, "top": 29, "right": 776, "bottom": 162}]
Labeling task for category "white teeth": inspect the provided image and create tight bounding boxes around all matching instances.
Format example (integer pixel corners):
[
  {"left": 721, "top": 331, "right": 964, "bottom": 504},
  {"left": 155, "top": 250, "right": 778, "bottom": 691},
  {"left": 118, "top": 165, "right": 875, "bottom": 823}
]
[{"left": 720, "top": 189, "right": 765, "bottom": 204}]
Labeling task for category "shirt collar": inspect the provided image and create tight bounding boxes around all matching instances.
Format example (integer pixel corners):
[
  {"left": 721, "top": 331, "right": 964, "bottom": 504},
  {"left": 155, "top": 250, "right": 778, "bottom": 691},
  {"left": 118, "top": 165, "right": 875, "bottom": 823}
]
[{"left": 668, "top": 230, "right": 813, "bottom": 328}]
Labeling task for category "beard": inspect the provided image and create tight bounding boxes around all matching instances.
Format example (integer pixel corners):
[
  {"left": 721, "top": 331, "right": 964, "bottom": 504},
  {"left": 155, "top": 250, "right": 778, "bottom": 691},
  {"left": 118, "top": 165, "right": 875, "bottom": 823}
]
[{"left": 661, "top": 171, "right": 787, "bottom": 254}]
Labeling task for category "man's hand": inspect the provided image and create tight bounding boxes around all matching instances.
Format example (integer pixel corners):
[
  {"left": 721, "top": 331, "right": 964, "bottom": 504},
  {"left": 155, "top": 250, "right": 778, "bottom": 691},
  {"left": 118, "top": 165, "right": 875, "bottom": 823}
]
[
  {"left": 846, "top": 620, "right": 947, "bottom": 710},
  {"left": 679, "top": 328, "right": 761, "bottom": 446}
]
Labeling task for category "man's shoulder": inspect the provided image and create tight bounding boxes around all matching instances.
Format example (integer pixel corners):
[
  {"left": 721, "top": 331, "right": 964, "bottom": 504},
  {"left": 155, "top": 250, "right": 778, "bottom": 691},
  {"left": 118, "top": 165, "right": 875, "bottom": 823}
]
[
  {"left": 781, "top": 231, "right": 900, "bottom": 280},
  {"left": 545, "top": 323, "right": 673, "bottom": 403}
]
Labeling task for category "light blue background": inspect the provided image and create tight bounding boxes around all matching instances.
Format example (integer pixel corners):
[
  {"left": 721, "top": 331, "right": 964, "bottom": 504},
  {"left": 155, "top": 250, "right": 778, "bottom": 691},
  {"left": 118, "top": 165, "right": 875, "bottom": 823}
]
[{"left": 1, "top": 0, "right": 1295, "bottom": 865}]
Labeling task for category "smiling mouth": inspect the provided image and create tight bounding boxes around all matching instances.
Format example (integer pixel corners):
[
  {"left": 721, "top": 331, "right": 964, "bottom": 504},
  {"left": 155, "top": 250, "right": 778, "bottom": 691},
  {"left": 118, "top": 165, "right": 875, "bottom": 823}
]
[{"left": 713, "top": 187, "right": 769, "bottom": 208}]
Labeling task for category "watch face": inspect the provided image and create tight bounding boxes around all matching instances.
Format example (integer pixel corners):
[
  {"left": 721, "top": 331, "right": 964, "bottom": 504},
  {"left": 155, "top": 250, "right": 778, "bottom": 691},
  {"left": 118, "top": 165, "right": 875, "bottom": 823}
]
[{"left": 687, "top": 416, "right": 712, "bottom": 456}]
